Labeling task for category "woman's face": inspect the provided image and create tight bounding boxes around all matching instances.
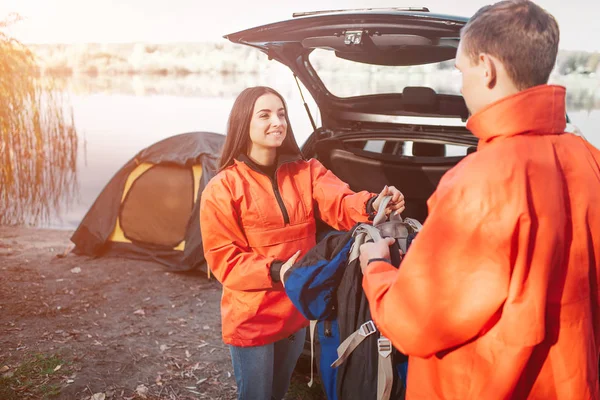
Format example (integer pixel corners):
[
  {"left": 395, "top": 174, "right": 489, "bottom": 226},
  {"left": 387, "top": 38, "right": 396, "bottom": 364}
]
[{"left": 248, "top": 93, "right": 287, "bottom": 151}]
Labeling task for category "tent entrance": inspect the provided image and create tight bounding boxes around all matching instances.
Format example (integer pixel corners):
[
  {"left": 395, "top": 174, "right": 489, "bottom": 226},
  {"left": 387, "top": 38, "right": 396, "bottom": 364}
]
[{"left": 108, "top": 162, "right": 203, "bottom": 249}]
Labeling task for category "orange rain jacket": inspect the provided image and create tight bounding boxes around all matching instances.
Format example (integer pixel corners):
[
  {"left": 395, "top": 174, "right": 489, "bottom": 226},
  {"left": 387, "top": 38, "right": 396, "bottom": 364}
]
[
  {"left": 200, "top": 155, "right": 373, "bottom": 347},
  {"left": 363, "top": 85, "right": 600, "bottom": 399}
]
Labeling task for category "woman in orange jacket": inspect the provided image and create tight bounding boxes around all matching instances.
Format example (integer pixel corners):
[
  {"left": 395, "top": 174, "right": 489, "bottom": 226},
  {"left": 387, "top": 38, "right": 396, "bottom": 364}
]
[{"left": 199, "top": 86, "right": 404, "bottom": 400}]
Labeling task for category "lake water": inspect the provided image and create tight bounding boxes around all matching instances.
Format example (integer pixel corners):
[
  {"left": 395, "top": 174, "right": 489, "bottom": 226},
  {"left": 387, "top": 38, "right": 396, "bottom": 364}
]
[{"left": 6, "top": 74, "right": 600, "bottom": 230}]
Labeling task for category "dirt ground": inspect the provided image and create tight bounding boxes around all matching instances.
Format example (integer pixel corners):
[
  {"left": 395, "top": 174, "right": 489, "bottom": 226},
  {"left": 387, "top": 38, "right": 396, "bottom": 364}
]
[{"left": 0, "top": 227, "right": 324, "bottom": 400}]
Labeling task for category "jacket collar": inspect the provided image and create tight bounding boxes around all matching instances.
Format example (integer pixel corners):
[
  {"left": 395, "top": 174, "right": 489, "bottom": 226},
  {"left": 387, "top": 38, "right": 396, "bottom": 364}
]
[
  {"left": 466, "top": 84, "right": 566, "bottom": 149},
  {"left": 235, "top": 151, "right": 303, "bottom": 175}
]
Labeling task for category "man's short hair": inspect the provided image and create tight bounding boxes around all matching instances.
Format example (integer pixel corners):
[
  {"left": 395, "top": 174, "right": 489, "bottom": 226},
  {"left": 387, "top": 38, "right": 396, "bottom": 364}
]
[{"left": 460, "top": 0, "right": 560, "bottom": 90}]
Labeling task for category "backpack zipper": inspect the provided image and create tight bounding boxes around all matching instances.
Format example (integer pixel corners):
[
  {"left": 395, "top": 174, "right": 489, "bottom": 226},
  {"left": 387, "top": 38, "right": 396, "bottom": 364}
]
[{"left": 324, "top": 320, "right": 333, "bottom": 337}]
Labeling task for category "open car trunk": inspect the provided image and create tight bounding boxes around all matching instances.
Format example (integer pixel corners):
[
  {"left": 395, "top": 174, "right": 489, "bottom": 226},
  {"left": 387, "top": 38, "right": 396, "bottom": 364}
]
[
  {"left": 225, "top": 8, "right": 479, "bottom": 223},
  {"left": 303, "top": 128, "right": 478, "bottom": 223}
]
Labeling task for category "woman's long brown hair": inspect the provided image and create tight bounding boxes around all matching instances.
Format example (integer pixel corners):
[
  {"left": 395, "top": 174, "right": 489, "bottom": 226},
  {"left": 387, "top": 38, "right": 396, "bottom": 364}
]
[{"left": 218, "top": 86, "right": 303, "bottom": 171}]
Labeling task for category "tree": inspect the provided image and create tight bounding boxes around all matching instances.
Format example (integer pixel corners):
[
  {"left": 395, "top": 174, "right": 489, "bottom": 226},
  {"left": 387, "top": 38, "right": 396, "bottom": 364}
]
[{"left": 0, "top": 14, "right": 78, "bottom": 225}]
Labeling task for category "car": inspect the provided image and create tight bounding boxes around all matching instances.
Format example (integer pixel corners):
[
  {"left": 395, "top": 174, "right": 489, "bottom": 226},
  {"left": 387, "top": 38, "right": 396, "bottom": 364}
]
[
  {"left": 224, "top": 7, "right": 476, "bottom": 368},
  {"left": 225, "top": 7, "right": 476, "bottom": 225}
]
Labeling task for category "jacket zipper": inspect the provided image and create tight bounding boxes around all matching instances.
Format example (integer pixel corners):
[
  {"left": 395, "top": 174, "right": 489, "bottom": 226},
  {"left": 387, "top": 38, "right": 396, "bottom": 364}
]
[
  {"left": 238, "top": 155, "right": 294, "bottom": 226},
  {"left": 271, "top": 172, "right": 290, "bottom": 225}
]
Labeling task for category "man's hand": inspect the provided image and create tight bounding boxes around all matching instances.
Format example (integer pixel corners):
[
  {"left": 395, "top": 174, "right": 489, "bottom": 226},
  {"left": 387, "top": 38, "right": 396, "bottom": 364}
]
[
  {"left": 359, "top": 237, "right": 397, "bottom": 273},
  {"left": 280, "top": 250, "right": 301, "bottom": 286},
  {"left": 373, "top": 186, "right": 405, "bottom": 216}
]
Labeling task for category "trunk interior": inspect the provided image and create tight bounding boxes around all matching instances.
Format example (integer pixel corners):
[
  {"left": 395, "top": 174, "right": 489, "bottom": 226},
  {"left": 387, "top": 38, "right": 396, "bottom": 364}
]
[{"left": 305, "top": 131, "right": 478, "bottom": 223}]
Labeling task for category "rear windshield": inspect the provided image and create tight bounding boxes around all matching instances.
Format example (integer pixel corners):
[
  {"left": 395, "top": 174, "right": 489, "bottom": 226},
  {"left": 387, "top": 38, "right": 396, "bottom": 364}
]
[{"left": 308, "top": 48, "right": 462, "bottom": 98}]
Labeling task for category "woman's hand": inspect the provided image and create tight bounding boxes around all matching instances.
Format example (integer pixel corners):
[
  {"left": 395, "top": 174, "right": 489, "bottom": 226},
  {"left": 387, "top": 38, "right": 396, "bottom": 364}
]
[
  {"left": 373, "top": 185, "right": 405, "bottom": 216},
  {"left": 280, "top": 250, "right": 301, "bottom": 286}
]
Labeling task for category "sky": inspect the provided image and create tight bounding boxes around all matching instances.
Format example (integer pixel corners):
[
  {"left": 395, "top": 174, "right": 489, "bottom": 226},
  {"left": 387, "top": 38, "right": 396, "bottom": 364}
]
[{"left": 0, "top": 0, "right": 598, "bottom": 52}]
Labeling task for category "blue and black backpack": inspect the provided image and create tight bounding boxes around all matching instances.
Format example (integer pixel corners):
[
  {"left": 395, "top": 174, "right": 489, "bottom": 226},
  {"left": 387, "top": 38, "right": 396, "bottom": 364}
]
[{"left": 283, "top": 197, "right": 422, "bottom": 400}]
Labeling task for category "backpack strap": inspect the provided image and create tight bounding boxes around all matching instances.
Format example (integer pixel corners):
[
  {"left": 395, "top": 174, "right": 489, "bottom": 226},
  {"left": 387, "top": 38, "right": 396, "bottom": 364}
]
[
  {"left": 330, "top": 320, "right": 395, "bottom": 400},
  {"left": 372, "top": 195, "right": 405, "bottom": 226},
  {"left": 348, "top": 223, "right": 388, "bottom": 264},
  {"left": 330, "top": 320, "right": 377, "bottom": 368},
  {"left": 377, "top": 335, "right": 394, "bottom": 400},
  {"left": 348, "top": 224, "right": 383, "bottom": 264},
  {"left": 403, "top": 217, "right": 423, "bottom": 232},
  {"left": 372, "top": 195, "right": 391, "bottom": 226},
  {"left": 357, "top": 223, "right": 383, "bottom": 242},
  {"left": 307, "top": 319, "right": 318, "bottom": 387},
  {"left": 348, "top": 231, "right": 366, "bottom": 264}
]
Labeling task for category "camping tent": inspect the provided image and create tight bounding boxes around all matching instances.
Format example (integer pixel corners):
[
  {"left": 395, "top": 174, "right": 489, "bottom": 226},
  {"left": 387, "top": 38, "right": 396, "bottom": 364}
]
[{"left": 71, "top": 131, "right": 225, "bottom": 273}]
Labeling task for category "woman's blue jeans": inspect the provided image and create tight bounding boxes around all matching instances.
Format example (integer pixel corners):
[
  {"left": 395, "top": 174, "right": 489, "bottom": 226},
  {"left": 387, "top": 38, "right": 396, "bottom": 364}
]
[{"left": 229, "top": 328, "right": 306, "bottom": 400}]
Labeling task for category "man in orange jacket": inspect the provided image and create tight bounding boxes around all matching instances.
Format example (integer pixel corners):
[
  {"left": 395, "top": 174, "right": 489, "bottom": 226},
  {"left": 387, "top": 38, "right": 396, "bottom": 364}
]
[{"left": 359, "top": 1, "right": 600, "bottom": 399}]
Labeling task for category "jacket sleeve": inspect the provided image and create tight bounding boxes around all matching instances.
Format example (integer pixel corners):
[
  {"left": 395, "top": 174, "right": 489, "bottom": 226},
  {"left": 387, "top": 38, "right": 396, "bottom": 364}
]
[
  {"left": 362, "top": 169, "right": 513, "bottom": 358},
  {"left": 309, "top": 158, "right": 375, "bottom": 231},
  {"left": 200, "top": 180, "right": 276, "bottom": 291}
]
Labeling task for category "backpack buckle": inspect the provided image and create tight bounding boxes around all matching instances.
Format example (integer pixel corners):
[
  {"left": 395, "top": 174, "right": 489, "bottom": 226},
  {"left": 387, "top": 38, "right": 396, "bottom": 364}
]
[
  {"left": 358, "top": 320, "right": 376, "bottom": 337},
  {"left": 378, "top": 336, "right": 392, "bottom": 358}
]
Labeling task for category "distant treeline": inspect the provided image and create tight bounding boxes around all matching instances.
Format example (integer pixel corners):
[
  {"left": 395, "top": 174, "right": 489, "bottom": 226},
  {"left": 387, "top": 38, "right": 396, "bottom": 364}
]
[
  {"left": 556, "top": 50, "right": 600, "bottom": 75},
  {"left": 437, "top": 50, "right": 600, "bottom": 75},
  {"left": 30, "top": 42, "right": 277, "bottom": 76},
  {"left": 29, "top": 42, "right": 600, "bottom": 77}
]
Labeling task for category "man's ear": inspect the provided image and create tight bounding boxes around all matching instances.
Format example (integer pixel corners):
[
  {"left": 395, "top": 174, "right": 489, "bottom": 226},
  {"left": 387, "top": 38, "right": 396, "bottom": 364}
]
[{"left": 479, "top": 53, "right": 497, "bottom": 89}]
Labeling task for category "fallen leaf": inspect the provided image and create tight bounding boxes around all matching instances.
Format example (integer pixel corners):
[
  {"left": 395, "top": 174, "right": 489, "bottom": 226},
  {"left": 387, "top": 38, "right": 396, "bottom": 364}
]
[
  {"left": 196, "top": 378, "right": 207, "bottom": 385},
  {"left": 202, "top": 325, "right": 210, "bottom": 330},
  {"left": 135, "top": 384, "right": 148, "bottom": 398},
  {"left": 91, "top": 393, "right": 106, "bottom": 400},
  {"left": 66, "top": 379, "right": 74, "bottom": 384},
  {"left": 185, "top": 350, "right": 191, "bottom": 358},
  {"left": 0, "top": 366, "right": 9, "bottom": 373},
  {"left": 53, "top": 365, "right": 62, "bottom": 372},
  {"left": 133, "top": 309, "right": 145, "bottom": 316},
  {"left": 159, "top": 344, "right": 168, "bottom": 352},
  {"left": 70, "top": 267, "right": 81, "bottom": 274}
]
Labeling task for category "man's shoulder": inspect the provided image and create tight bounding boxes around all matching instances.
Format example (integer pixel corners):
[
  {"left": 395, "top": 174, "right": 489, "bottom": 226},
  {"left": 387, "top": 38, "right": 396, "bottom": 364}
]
[
  {"left": 447, "top": 146, "right": 523, "bottom": 184},
  {"left": 435, "top": 146, "right": 527, "bottom": 206}
]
